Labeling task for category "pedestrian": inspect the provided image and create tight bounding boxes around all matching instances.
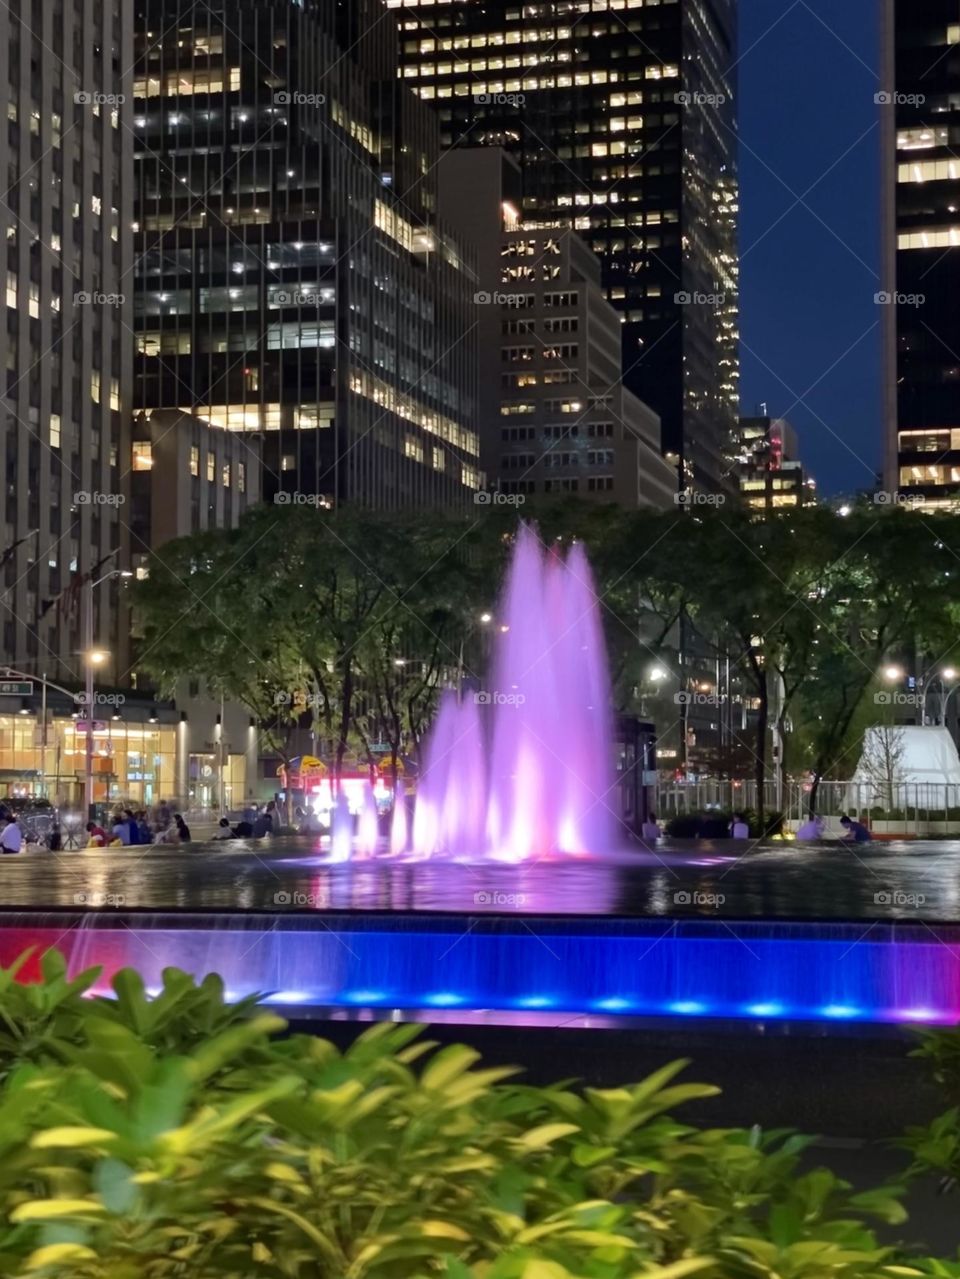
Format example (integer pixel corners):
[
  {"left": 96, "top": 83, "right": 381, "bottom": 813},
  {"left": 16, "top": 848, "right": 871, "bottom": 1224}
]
[
  {"left": 136, "top": 811, "right": 151, "bottom": 844},
  {"left": 729, "top": 813, "right": 750, "bottom": 839},
  {"left": 174, "top": 813, "right": 191, "bottom": 842},
  {"left": 111, "top": 812, "right": 131, "bottom": 845},
  {"left": 840, "top": 813, "right": 871, "bottom": 843},
  {"left": 154, "top": 821, "right": 179, "bottom": 845},
  {"left": 0, "top": 815, "right": 22, "bottom": 854},
  {"left": 213, "top": 817, "right": 235, "bottom": 840},
  {"left": 640, "top": 813, "right": 661, "bottom": 842}
]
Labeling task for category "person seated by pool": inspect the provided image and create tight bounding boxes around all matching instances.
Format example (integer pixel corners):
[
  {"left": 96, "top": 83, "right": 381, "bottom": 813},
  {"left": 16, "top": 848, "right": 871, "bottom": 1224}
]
[
  {"left": 252, "top": 807, "right": 273, "bottom": 838},
  {"left": 213, "top": 817, "right": 236, "bottom": 839},
  {"left": 840, "top": 813, "right": 871, "bottom": 843},
  {"left": 640, "top": 813, "right": 661, "bottom": 842},
  {"left": 85, "top": 821, "right": 107, "bottom": 848},
  {"left": 795, "top": 813, "right": 825, "bottom": 840},
  {"left": 729, "top": 813, "right": 750, "bottom": 839}
]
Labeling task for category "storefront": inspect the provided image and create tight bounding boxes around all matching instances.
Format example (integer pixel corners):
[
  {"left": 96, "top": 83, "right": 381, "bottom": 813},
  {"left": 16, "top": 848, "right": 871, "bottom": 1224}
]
[
  {"left": 0, "top": 714, "right": 179, "bottom": 809},
  {"left": 0, "top": 685, "right": 254, "bottom": 814}
]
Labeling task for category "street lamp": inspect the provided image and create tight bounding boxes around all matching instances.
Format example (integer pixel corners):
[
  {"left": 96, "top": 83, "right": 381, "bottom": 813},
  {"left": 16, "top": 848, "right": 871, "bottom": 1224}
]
[
  {"left": 649, "top": 666, "right": 669, "bottom": 683},
  {"left": 82, "top": 567, "right": 132, "bottom": 819},
  {"left": 883, "top": 664, "right": 904, "bottom": 682}
]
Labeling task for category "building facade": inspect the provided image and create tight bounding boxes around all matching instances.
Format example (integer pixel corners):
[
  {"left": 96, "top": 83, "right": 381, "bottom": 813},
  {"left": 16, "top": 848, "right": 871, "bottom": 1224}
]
[
  {"left": 133, "top": 0, "right": 482, "bottom": 512},
  {"left": 0, "top": 0, "right": 134, "bottom": 693},
  {"left": 439, "top": 150, "right": 675, "bottom": 508},
  {"left": 884, "top": 0, "right": 960, "bottom": 507},
  {"left": 494, "top": 228, "right": 676, "bottom": 508},
  {"left": 736, "top": 414, "right": 816, "bottom": 512},
  {"left": 390, "top": 0, "right": 739, "bottom": 492}
]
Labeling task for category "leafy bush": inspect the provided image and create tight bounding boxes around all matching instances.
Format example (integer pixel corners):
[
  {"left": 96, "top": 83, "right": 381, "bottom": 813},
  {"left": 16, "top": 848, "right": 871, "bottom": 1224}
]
[
  {"left": 0, "top": 948, "right": 939, "bottom": 1278},
  {"left": 663, "top": 810, "right": 784, "bottom": 840}
]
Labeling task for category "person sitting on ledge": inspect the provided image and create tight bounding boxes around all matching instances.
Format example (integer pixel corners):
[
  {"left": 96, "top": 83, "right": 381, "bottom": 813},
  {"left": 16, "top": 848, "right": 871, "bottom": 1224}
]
[
  {"left": 840, "top": 813, "right": 872, "bottom": 843},
  {"left": 213, "top": 817, "right": 235, "bottom": 839},
  {"left": 729, "top": 813, "right": 750, "bottom": 839},
  {"left": 640, "top": 813, "right": 661, "bottom": 842},
  {"left": 85, "top": 821, "right": 107, "bottom": 848},
  {"left": 796, "top": 813, "right": 825, "bottom": 840},
  {"left": 0, "top": 815, "right": 22, "bottom": 855}
]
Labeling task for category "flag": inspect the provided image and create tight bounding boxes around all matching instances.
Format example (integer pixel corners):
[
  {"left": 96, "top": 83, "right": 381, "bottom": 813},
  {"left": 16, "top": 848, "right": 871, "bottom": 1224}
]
[
  {"left": 0, "top": 529, "right": 37, "bottom": 572},
  {"left": 39, "top": 554, "right": 115, "bottom": 625}
]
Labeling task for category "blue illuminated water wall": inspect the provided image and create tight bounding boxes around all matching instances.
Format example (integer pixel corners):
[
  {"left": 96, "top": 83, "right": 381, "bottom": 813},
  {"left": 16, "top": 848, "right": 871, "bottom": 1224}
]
[{"left": 4, "top": 914, "right": 959, "bottom": 1026}]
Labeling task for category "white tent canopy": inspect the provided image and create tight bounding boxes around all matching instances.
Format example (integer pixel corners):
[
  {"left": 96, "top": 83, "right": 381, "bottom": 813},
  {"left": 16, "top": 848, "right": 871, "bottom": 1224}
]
[{"left": 849, "top": 725, "right": 960, "bottom": 808}]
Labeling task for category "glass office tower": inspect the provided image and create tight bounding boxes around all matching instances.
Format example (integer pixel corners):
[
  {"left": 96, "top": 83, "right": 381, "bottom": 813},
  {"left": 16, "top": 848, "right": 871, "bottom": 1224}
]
[
  {"left": 133, "top": 0, "right": 481, "bottom": 513},
  {"left": 389, "top": 0, "right": 739, "bottom": 491},
  {"left": 885, "top": 0, "right": 960, "bottom": 507}
]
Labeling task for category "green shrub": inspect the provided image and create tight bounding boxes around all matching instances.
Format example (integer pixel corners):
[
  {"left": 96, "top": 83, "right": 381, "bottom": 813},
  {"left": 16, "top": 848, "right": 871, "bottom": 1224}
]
[
  {"left": 663, "top": 811, "right": 784, "bottom": 840},
  {"left": 0, "top": 949, "right": 936, "bottom": 1278}
]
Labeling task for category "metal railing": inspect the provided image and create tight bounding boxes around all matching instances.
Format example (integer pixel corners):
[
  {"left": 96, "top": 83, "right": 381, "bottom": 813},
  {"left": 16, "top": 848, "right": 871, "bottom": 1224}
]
[{"left": 656, "top": 778, "right": 960, "bottom": 836}]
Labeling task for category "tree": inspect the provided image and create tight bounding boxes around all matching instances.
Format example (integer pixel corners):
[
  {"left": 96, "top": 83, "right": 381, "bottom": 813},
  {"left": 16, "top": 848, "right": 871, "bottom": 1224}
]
[
  {"left": 132, "top": 504, "right": 482, "bottom": 788},
  {"left": 858, "top": 722, "right": 907, "bottom": 812}
]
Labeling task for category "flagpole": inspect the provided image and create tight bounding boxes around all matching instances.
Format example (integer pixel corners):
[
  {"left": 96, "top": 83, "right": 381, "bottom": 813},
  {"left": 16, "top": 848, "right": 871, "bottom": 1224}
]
[
  {"left": 40, "top": 672, "right": 47, "bottom": 800},
  {"left": 83, "top": 586, "right": 94, "bottom": 821}
]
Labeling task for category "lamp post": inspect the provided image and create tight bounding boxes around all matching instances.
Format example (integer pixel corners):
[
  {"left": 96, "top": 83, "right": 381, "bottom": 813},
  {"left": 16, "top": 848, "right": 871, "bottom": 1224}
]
[
  {"left": 881, "top": 663, "right": 958, "bottom": 727},
  {"left": 456, "top": 611, "right": 494, "bottom": 704},
  {"left": 82, "top": 567, "right": 132, "bottom": 820}
]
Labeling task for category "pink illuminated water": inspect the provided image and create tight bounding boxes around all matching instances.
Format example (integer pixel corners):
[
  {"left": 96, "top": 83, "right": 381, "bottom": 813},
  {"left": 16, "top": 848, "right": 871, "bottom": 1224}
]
[{"left": 413, "top": 526, "right": 616, "bottom": 860}]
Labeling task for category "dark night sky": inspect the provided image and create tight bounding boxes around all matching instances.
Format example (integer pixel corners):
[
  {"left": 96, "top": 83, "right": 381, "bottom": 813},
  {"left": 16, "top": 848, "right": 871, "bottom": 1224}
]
[{"left": 738, "top": 0, "right": 882, "bottom": 495}]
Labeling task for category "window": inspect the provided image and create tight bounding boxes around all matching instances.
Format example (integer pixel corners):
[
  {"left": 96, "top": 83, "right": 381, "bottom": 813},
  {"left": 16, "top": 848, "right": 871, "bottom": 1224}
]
[
  {"left": 238, "top": 462, "right": 245, "bottom": 493},
  {"left": 49, "top": 414, "right": 61, "bottom": 449},
  {"left": 897, "top": 126, "right": 948, "bottom": 150},
  {"left": 899, "top": 228, "right": 960, "bottom": 249},
  {"left": 898, "top": 159, "right": 960, "bottom": 183},
  {"left": 222, "top": 463, "right": 230, "bottom": 487},
  {"left": 206, "top": 451, "right": 215, "bottom": 482},
  {"left": 189, "top": 446, "right": 199, "bottom": 477},
  {"left": 131, "top": 442, "right": 153, "bottom": 471}
]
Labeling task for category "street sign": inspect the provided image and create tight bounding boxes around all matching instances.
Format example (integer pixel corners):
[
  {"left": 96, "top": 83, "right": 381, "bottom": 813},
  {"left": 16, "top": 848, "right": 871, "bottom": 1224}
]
[
  {"left": 74, "top": 720, "right": 107, "bottom": 733},
  {"left": 0, "top": 680, "right": 32, "bottom": 696}
]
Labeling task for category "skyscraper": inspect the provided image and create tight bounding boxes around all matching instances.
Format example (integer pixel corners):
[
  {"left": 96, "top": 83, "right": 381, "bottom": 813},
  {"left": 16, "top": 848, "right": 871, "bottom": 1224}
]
[
  {"left": 0, "top": 0, "right": 134, "bottom": 685},
  {"left": 132, "top": 0, "right": 481, "bottom": 518},
  {"left": 884, "top": 0, "right": 960, "bottom": 507},
  {"left": 736, "top": 413, "right": 816, "bottom": 512},
  {"left": 389, "top": 0, "right": 739, "bottom": 491},
  {"left": 437, "top": 148, "right": 676, "bottom": 508}
]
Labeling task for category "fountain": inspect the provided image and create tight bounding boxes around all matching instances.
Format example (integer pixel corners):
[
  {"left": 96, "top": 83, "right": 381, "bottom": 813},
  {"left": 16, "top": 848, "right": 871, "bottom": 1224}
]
[{"left": 412, "top": 524, "right": 616, "bottom": 860}]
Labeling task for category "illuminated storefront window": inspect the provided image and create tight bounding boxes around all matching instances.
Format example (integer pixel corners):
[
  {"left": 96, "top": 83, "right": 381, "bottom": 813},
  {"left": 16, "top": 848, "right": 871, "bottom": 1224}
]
[{"left": 0, "top": 716, "right": 177, "bottom": 807}]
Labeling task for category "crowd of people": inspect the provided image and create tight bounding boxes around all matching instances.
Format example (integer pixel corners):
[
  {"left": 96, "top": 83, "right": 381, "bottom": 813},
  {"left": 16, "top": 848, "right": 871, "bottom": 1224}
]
[
  {"left": 641, "top": 810, "right": 872, "bottom": 843},
  {"left": 82, "top": 799, "right": 291, "bottom": 847},
  {"left": 84, "top": 803, "right": 192, "bottom": 847}
]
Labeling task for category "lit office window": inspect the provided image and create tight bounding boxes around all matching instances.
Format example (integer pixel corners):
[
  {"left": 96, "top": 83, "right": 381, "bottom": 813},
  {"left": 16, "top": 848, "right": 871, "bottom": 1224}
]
[{"left": 131, "top": 442, "right": 153, "bottom": 471}]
